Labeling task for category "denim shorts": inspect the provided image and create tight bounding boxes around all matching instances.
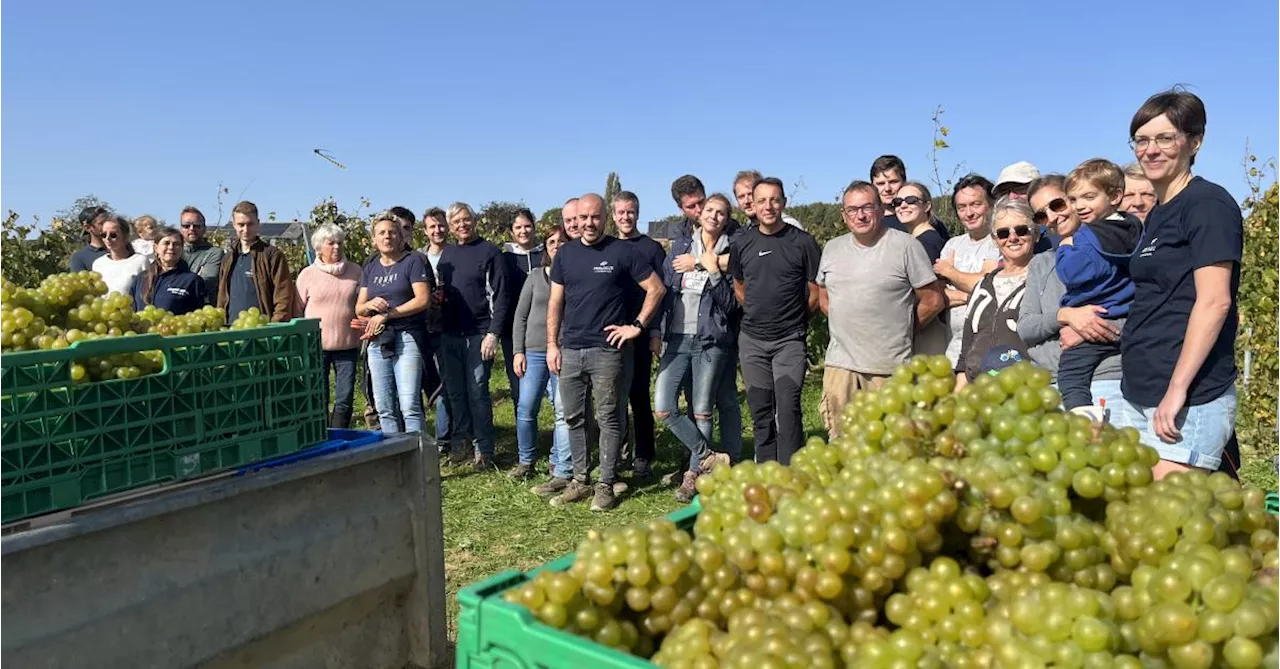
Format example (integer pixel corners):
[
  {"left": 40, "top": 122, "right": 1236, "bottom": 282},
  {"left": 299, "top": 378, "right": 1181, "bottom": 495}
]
[{"left": 1107, "top": 386, "right": 1236, "bottom": 470}]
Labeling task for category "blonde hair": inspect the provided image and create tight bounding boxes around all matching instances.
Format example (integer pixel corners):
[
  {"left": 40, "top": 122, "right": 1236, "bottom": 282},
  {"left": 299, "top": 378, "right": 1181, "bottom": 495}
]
[
  {"left": 1066, "top": 158, "right": 1125, "bottom": 198},
  {"left": 133, "top": 214, "right": 158, "bottom": 238},
  {"left": 705, "top": 193, "right": 733, "bottom": 211},
  {"left": 446, "top": 202, "right": 476, "bottom": 222}
]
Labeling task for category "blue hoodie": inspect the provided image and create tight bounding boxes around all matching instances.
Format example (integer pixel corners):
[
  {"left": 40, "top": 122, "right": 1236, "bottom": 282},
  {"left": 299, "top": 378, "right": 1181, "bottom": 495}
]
[{"left": 1055, "top": 212, "right": 1143, "bottom": 318}]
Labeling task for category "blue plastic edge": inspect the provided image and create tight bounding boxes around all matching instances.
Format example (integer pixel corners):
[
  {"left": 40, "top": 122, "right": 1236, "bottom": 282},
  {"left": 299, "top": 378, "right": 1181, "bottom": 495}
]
[{"left": 235, "top": 428, "right": 384, "bottom": 475}]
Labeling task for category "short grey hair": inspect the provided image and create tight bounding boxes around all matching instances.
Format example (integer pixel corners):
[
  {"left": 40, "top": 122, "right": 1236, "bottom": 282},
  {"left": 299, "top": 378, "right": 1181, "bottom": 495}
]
[
  {"left": 990, "top": 196, "right": 1038, "bottom": 240},
  {"left": 310, "top": 223, "right": 346, "bottom": 250},
  {"left": 446, "top": 202, "right": 476, "bottom": 222}
]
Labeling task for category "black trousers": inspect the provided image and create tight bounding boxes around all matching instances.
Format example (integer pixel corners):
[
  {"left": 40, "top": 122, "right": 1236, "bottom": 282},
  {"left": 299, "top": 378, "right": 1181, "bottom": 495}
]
[{"left": 619, "top": 342, "right": 657, "bottom": 464}]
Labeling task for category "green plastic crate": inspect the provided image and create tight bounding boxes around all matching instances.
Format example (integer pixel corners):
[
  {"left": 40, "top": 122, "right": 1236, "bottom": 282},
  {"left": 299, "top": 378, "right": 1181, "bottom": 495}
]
[
  {"left": 1267, "top": 492, "right": 1278, "bottom": 517},
  {"left": 1, "top": 318, "right": 327, "bottom": 523},
  {"left": 455, "top": 503, "right": 701, "bottom": 669}
]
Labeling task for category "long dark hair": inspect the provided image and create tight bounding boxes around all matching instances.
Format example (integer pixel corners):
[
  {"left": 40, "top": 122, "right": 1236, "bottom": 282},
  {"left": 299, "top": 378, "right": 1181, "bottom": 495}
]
[
  {"left": 137, "top": 227, "right": 183, "bottom": 306},
  {"left": 542, "top": 225, "right": 567, "bottom": 269}
]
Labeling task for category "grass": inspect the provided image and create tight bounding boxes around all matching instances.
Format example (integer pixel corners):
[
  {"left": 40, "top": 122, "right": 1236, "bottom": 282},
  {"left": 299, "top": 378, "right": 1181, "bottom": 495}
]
[{"left": 346, "top": 353, "right": 828, "bottom": 645}]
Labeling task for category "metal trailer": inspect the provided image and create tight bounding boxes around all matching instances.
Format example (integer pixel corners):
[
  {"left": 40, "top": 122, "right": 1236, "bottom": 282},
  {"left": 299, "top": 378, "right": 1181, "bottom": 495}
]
[{"left": 2, "top": 433, "right": 447, "bottom": 669}]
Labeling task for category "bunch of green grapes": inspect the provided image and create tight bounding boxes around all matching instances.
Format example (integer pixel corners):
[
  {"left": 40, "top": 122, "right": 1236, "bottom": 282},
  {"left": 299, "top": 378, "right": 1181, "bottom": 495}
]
[
  {"left": 1112, "top": 551, "right": 1279, "bottom": 667},
  {"left": 865, "top": 556, "right": 990, "bottom": 666},
  {"left": 35, "top": 271, "right": 108, "bottom": 309},
  {"left": 502, "top": 568, "right": 644, "bottom": 656},
  {"left": 135, "top": 304, "right": 225, "bottom": 336},
  {"left": 230, "top": 307, "right": 271, "bottom": 330},
  {"left": 654, "top": 601, "right": 849, "bottom": 669},
  {"left": 981, "top": 581, "right": 1140, "bottom": 667},
  {"left": 831, "top": 355, "right": 967, "bottom": 462},
  {"left": 64, "top": 292, "right": 135, "bottom": 336}
]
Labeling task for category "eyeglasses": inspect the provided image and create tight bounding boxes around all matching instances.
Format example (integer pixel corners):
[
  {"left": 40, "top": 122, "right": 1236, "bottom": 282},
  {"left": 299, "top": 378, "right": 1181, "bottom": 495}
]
[
  {"left": 1129, "top": 132, "right": 1184, "bottom": 152},
  {"left": 1031, "top": 198, "right": 1069, "bottom": 225},
  {"left": 994, "top": 225, "right": 1032, "bottom": 240},
  {"left": 842, "top": 204, "right": 878, "bottom": 217},
  {"left": 891, "top": 195, "right": 925, "bottom": 208}
]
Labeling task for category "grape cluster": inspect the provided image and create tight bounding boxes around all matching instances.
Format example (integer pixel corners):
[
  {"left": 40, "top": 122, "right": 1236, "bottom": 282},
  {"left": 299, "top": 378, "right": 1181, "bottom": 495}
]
[
  {"left": 231, "top": 307, "right": 271, "bottom": 329},
  {"left": 501, "top": 355, "right": 1279, "bottom": 668},
  {"left": 2, "top": 271, "right": 247, "bottom": 383}
]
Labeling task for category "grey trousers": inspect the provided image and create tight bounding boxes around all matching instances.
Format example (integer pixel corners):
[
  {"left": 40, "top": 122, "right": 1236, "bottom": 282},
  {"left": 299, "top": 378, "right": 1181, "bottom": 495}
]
[{"left": 559, "top": 346, "right": 626, "bottom": 484}]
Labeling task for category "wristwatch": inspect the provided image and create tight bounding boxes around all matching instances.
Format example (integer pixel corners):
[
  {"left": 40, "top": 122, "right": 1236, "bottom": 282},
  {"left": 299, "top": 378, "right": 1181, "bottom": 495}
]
[
  {"left": 694, "top": 262, "right": 705, "bottom": 272},
  {"left": 631, "top": 319, "right": 645, "bottom": 330}
]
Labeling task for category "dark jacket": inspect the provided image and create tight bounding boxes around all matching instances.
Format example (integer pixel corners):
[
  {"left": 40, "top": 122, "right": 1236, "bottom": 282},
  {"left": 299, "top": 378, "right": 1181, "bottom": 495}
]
[
  {"left": 957, "top": 269, "right": 1029, "bottom": 381},
  {"left": 216, "top": 238, "right": 296, "bottom": 322},
  {"left": 501, "top": 243, "right": 544, "bottom": 334},
  {"left": 438, "top": 237, "right": 510, "bottom": 336},
  {"left": 131, "top": 259, "right": 208, "bottom": 315},
  {"left": 1056, "top": 212, "right": 1142, "bottom": 318},
  {"left": 661, "top": 225, "right": 742, "bottom": 348}
]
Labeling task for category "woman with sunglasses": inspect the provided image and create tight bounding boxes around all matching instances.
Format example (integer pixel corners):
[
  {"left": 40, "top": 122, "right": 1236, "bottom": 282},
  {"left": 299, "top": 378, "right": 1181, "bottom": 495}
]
[
  {"left": 1110, "top": 89, "right": 1241, "bottom": 478},
  {"left": 1020, "top": 175, "right": 1127, "bottom": 409},
  {"left": 892, "top": 182, "right": 947, "bottom": 263},
  {"left": 131, "top": 226, "right": 207, "bottom": 315},
  {"left": 92, "top": 215, "right": 150, "bottom": 297},
  {"left": 954, "top": 197, "right": 1036, "bottom": 387}
]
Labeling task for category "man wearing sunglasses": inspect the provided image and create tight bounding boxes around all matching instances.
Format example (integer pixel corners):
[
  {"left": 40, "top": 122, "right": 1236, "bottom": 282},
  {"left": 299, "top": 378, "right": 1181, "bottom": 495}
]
[
  {"left": 179, "top": 205, "right": 223, "bottom": 302},
  {"left": 69, "top": 206, "right": 110, "bottom": 272}
]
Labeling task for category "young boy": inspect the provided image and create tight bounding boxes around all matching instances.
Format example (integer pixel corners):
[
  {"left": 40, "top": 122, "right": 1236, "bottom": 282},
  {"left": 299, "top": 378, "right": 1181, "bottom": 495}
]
[{"left": 1056, "top": 159, "right": 1144, "bottom": 411}]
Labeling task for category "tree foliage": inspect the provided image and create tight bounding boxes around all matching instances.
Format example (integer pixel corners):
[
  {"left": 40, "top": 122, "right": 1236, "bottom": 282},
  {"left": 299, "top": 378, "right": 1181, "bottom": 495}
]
[
  {"left": 478, "top": 200, "right": 528, "bottom": 244},
  {"left": 1235, "top": 175, "right": 1278, "bottom": 486}
]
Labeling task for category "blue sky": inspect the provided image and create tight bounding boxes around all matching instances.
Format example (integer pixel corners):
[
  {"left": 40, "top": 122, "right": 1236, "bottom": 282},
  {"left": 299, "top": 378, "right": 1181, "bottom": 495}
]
[{"left": 3, "top": 0, "right": 1277, "bottom": 230}]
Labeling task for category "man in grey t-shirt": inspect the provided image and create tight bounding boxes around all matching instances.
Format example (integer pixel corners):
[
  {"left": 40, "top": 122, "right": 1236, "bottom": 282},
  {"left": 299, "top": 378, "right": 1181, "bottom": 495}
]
[{"left": 816, "top": 181, "right": 945, "bottom": 436}]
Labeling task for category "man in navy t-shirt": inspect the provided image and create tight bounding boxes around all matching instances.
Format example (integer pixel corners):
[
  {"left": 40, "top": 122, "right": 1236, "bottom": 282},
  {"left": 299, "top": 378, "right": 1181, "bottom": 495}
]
[
  {"left": 547, "top": 193, "right": 666, "bottom": 511},
  {"left": 728, "top": 177, "right": 822, "bottom": 466},
  {"left": 436, "top": 202, "right": 511, "bottom": 470}
]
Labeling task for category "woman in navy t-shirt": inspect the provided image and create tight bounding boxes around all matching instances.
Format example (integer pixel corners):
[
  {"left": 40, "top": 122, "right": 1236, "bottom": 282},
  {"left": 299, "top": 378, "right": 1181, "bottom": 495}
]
[
  {"left": 1113, "top": 89, "right": 1242, "bottom": 478},
  {"left": 357, "top": 212, "right": 434, "bottom": 434}
]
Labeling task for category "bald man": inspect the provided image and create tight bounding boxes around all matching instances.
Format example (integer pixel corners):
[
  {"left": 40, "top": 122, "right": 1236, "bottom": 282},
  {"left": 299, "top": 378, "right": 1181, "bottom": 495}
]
[
  {"left": 562, "top": 197, "right": 581, "bottom": 239},
  {"left": 542, "top": 193, "right": 666, "bottom": 511}
]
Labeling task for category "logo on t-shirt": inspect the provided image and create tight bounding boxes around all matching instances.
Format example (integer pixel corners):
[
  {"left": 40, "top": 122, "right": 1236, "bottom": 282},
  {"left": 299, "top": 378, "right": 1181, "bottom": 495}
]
[
  {"left": 166, "top": 287, "right": 190, "bottom": 297},
  {"left": 593, "top": 260, "right": 615, "bottom": 274},
  {"left": 758, "top": 250, "right": 772, "bottom": 257},
  {"left": 1138, "top": 237, "right": 1159, "bottom": 258},
  {"left": 372, "top": 272, "right": 400, "bottom": 286}
]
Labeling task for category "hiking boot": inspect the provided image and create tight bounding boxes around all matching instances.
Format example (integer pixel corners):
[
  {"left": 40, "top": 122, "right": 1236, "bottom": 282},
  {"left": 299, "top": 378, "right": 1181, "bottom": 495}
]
[
  {"left": 590, "top": 482, "right": 617, "bottom": 512},
  {"left": 698, "top": 452, "right": 731, "bottom": 474},
  {"left": 531, "top": 476, "right": 570, "bottom": 498},
  {"left": 550, "top": 479, "right": 593, "bottom": 507},
  {"left": 447, "top": 447, "right": 473, "bottom": 466},
  {"left": 632, "top": 458, "right": 653, "bottom": 479},
  {"left": 507, "top": 463, "right": 535, "bottom": 480},
  {"left": 472, "top": 455, "right": 496, "bottom": 472},
  {"left": 674, "top": 471, "right": 699, "bottom": 504}
]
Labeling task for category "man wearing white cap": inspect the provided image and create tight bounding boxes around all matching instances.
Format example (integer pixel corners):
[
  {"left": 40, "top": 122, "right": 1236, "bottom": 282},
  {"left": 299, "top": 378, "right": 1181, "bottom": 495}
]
[{"left": 993, "top": 161, "right": 1041, "bottom": 200}]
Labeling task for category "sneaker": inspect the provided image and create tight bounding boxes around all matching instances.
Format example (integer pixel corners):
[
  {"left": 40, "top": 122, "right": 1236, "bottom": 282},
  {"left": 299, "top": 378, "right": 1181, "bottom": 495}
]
[
  {"left": 531, "top": 476, "right": 570, "bottom": 498},
  {"left": 507, "top": 463, "right": 535, "bottom": 480},
  {"left": 590, "top": 482, "right": 617, "bottom": 512},
  {"left": 550, "top": 479, "right": 593, "bottom": 507},
  {"left": 698, "top": 452, "right": 731, "bottom": 474},
  {"left": 632, "top": 458, "right": 653, "bottom": 479},
  {"left": 674, "top": 471, "right": 699, "bottom": 504}
]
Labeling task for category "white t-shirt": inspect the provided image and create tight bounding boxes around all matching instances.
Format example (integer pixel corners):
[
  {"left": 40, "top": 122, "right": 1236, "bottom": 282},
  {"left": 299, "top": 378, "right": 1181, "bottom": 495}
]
[
  {"left": 93, "top": 253, "right": 151, "bottom": 297},
  {"left": 940, "top": 233, "right": 1002, "bottom": 365},
  {"left": 131, "top": 238, "right": 155, "bottom": 262}
]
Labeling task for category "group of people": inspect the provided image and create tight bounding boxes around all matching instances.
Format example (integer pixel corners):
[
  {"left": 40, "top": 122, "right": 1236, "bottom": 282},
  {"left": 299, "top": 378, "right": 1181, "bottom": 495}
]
[{"left": 67, "top": 88, "right": 1243, "bottom": 510}]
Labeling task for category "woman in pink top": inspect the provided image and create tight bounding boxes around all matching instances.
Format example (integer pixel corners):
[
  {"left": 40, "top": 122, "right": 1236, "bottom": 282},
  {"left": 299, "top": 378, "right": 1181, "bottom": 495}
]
[{"left": 296, "top": 224, "right": 363, "bottom": 428}]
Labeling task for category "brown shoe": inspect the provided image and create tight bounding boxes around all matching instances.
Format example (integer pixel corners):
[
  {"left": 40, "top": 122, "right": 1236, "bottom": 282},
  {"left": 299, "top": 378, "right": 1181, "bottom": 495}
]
[
  {"left": 590, "top": 482, "right": 617, "bottom": 512},
  {"left": 531, "top": 476, "right": 570, "bottom": 498},
  {"left": 674, "top": 471, "right": 699, "bottom": 504},
  {"left": 698, "top": 452, "right": 731, "bottom": 474},
  {"left": 507, "top": 463, "right": 535, "bottom": 479},
  {"left": 550, "top": 479, "right": 592, "bottom": 507}
]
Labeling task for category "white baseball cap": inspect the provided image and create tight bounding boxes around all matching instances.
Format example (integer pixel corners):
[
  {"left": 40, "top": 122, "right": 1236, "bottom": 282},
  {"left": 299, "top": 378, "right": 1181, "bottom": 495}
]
[{"left": 994, "top": 162, "right": 1041, "bottom": 191}]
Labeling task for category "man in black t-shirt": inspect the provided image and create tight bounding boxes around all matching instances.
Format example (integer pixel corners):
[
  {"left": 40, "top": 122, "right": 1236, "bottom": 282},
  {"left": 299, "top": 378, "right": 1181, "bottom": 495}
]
[
  {"left": 728, "top": 177, "right": 821, "bottom": 465},
  {"left": 546, "top": 193, "right": 666, "bottom": 511}
]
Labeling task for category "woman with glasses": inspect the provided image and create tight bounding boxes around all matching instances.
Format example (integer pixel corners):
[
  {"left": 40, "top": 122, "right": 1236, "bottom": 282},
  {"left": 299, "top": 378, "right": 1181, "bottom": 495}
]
[
  {"left": 131, "top": 226, "right": 207, "bottom": 315},
  {"left": 1019, "top": 174, "right": 1127, "bottom": 410},
  {"left": 1109, "top": 89, "right": 1242, "bottom": 478},
  {"left": 92, "top": 215, "right": 150, "bottom": 296},
  {"left": 892, "top": 182, "right": 946, "bottom": 263},
  {"left": 955, "top": 197, "right": 1036, "bottom": 387}
]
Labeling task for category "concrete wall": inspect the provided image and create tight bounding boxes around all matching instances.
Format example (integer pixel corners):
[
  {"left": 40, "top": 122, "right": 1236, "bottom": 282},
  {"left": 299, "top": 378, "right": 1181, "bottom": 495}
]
[{"left": 2, "top": 434, "right": 447, "bottom": 669}]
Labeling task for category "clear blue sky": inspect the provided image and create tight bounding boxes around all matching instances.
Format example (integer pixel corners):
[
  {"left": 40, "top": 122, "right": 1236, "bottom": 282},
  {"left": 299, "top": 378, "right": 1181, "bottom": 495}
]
[{"left": 3, "top": 0, "right": 1277, "bottom": 230}]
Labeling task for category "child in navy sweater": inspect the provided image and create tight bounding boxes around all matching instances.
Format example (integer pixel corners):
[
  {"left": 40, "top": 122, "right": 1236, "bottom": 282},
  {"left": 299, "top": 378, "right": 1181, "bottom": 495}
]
[{"left": 1056, "top": 159, "right": 1143, "bottom": 410}]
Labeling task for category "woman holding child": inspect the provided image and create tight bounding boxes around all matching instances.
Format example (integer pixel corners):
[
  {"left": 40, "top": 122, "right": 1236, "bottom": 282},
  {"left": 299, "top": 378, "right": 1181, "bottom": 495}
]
[{"left": 1111, "top": 89, "right": 1242, "bottom": 478}]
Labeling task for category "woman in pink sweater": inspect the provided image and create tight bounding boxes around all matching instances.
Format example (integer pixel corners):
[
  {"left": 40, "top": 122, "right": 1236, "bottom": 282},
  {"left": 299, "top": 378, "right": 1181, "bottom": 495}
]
[{"left": 296, "top": 224, "right": 363, "bottom": 428}]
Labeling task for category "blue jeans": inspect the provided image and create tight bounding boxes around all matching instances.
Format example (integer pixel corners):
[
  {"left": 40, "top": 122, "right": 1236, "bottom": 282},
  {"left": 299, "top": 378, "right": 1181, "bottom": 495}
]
[
  {"left": 367, "top": 330, "right": 426, "bottom": 434},
  {"left": 439, "top": 333, "right": 496, "bottom": 457},
  {"left": 323, "top": 348, "right": 359, "bottom": 428},
  {"left": 655, "top": 335, "right": 733, "bottom": 470},
  {"left": 516, "top": 351, "right": 572, "bottom": 478},
  {"left": 1108, "top": 385, "right": 1236, "bottom": 470},
  {"left": 502, "top": 333, "right": 521, "bottom": 408}
]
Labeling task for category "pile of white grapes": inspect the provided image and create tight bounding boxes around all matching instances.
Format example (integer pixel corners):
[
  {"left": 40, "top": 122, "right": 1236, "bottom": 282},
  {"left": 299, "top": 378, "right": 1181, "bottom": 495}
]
[
  {"left": 505, "top": 357, "right": 1278, "bottom": 668},
  {"left": 1, "top": 272, "right": 272, "bottom": 382}
]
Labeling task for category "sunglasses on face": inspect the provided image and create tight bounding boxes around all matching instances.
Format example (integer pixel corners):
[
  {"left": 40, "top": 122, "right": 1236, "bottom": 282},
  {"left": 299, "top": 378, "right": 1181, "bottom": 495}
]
[
  {"left": 995, "top": 225, "right": 1032, "bottom": 240},
  {"left": 1031, "top": 198, "right": 1069, "bottom": 225},
  {"left": 180, "top": 223, "right": 203, "bottom": 229},
  {"left": 891, "top": 195, "right": 925, "bottom": 208},
  {"left": 103, "top": 232, "right": 122, "bottom": 240}
]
